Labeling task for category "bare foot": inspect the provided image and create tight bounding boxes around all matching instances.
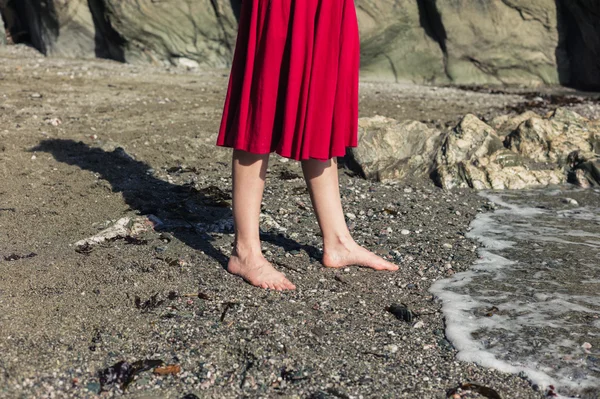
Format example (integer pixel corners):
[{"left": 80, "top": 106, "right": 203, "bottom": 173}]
[
  {"left": 322, "top": 238, "right": 399, "bottom": 271},
  {"left": 227, "top": 252, "right": 296, "bottom": 291}
]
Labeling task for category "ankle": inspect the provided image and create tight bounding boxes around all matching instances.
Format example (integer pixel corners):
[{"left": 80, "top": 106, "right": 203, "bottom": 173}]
[
  {"left": 232, "top": 239, "right": 263, "bottom": 258},
  {"left": 323, "top": 233, "right": 355, "bottom": 251}
]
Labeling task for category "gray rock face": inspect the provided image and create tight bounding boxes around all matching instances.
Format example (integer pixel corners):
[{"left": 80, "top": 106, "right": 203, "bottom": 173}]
[
  {"left": 0, "top": 10, "right": 5, "bottom": 45},
  {"left": 100, "top": 0, "right": 239, "bottom": 66},
  {"left": 0, "top": 0, "right": 599, "bottom": 88},
  {"left": 354, "top": 108, "right": 600, "bottom": 190},
  {"left": 346, "top": 116, "right": 443, "bottom": 181},
  {"left": 432, "top": 0, "right": 561, "bottom": 86},
  {"left": 356, "top": 0, "right": 447, "bottom": 83},
  {"left": 0, "top": 0, "right": 239, "bottom": 66}
]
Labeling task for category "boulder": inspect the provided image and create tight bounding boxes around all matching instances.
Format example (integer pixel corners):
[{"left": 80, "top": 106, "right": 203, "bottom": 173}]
[
  {"left": 434, "top": 114, "right": 504, "bottom": 189},
  {"left": 567, "top": 151, "right": 600, "bottom": 188},
  {"left": 505, "top": 108, "right": 598, "bottom": 166},
  {"left": 489, "top": 111, "right": 541, "bottom": 137},
  {"left": 346, "top": 115, "right": 443, "bottom": 181},
  {"left": 459, "top": 150, "right": 566, "bottom": 190},
  {"left": 432, "top": 108, "right": 599, "bottom": 189}
]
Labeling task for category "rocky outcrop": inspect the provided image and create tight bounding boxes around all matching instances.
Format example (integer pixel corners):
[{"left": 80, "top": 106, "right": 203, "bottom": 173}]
[
  {"left": 438, "top": 109, "right": 600, "bottom": 189},
  {"left": 0, "top": 0, "right": 599, "bottom": 89},
  {"left": 346, "top": 116, "right": 443, "bottom": 180},
  {"left": 350, "top": 108, "right": 600, "bottom": 190}
]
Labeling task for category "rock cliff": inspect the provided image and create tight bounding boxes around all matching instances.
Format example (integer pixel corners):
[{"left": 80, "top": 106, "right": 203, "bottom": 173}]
[{"left": 0, "top": 0, "right": 598, "bottom": 89}]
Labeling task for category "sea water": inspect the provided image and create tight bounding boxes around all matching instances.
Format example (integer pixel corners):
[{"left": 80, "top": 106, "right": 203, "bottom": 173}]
[{"left": 430, "top": 187, "right": 600, "bottom": 397}]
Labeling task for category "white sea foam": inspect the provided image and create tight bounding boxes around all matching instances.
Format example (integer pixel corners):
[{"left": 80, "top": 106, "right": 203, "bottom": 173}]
[{"left": 430, "top": 189, "right": 600, "bottom": 397}]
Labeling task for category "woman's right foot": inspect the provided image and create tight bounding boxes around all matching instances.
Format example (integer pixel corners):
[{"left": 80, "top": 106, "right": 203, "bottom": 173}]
[{"left": 227, "top": 251, "right": 296, "bottom": 291}]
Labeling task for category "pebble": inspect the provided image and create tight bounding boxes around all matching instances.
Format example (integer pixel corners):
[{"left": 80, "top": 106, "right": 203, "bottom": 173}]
[
  {"left": 384, "top": 344, "right": 399, "bottom": 354},
  {"left": 413, "top": 321, "right": 425, "bottom": 329},
  {"left": 563, "top": 198, "right": 578, "bottom": 206},
  {"left": 45, "top": 117, "right": 62, "bottom": 126},
  {"left": 582, "top": 342, "right": 592, "bottom": 350},
  {"left": 400, "top": 229, "right": 410, "bottom": 235},
  {"left": 534, "top": 293, "right": 550, "bottom": 301},
  {"left": 345, "top": 212, "right": 357, "bottom": 220},
  {"left": 442, "top": 243, "right": 452, "bottom": 249}
]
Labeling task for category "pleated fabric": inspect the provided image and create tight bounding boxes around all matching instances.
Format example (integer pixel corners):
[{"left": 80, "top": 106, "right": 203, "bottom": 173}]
[{"left": 216, "top": 0, "right": 360, "bottom": 161}]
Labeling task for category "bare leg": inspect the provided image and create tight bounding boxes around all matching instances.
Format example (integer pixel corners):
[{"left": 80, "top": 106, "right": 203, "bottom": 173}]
[
  {"left": 301, "top": 158, "right": 398, "bottom": 271},
  {"left": 226, "top": 150, "right": 296, "bottom": 290}
]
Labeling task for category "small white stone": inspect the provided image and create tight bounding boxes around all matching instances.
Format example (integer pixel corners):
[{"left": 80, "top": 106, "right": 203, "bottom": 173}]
[
  {"left": 442, "top": 243, "right": 452, "bottom": 249},
  {"left": 534, "top": 293, "right": 550, "bottom": 301},
  {"left": 400, "top": 229, "right": 410, "bottom": 235},
  {"left": 582, "top": 342, "right": 592, "bottom": 350},
  {"left": 413, "top": 321, "right": 425, "bottom": 329},
  {"left": 563, "top": 198, "right": 578, "bottom": 206},
  {"left": 175, "top": 57, "right": 200, "bottom": 70},
  {"left": 345, "top": 212, "right": 357, "bottom": 220},
  {"left": 384, "top": 344, "right": 399, "bottom": 354}
]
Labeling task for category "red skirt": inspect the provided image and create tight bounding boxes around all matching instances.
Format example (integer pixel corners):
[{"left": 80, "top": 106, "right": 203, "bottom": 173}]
[{"left": 216, "top": 0, "right": 360, "bottom": 161}]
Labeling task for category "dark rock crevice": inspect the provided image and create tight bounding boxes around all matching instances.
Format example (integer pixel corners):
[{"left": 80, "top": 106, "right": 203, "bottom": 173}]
[
  {"left": 87, "top": 0, "right": 125, "bottom": 61},
  {"left": 229, "top": 0, "right": 241, "bottom": 23},
  {"left": 415, "top": 0, "right": 449, "bottom": 80},
  {"left": 0, "top": 0, "right": 59, "bottom": 54},
  {"left": 555, "top": 0, "right": 600, "bottom": 91},
  {"left": 208, "top": 0, "right": 233, "bottom": 54}
]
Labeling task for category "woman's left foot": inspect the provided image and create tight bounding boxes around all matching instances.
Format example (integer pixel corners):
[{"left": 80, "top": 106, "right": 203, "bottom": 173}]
[{"left": 322, "top": 238, "right": 399, "bottom": 271}]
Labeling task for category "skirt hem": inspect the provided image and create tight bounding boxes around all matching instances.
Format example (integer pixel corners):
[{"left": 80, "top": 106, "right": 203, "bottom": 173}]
[{"left": 216, "top": 142, "right": 356, "bottom": 161}]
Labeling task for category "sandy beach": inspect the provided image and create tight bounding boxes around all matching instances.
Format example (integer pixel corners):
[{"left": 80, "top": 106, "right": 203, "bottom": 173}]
[{"left": 2, "top": 44, "right": 599, "bottom": 398}]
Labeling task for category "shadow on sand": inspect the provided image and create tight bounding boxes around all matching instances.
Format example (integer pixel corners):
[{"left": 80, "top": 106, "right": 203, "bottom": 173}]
[{"left": 32, "top": 139, "right": 320, "bottom": 270}]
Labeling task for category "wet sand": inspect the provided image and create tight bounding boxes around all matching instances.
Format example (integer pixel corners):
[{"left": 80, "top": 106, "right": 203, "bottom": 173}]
[{"left": 1, "top": 45, "right": 598, "bottom": 398}]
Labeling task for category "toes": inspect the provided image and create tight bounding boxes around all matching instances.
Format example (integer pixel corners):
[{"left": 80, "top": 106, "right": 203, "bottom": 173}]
[
  {"left": 281, "top": 278, "right": 296, "bottom": 290},
  {"left": 377, "top": 260, "right": 399, "bottom": 271}
]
